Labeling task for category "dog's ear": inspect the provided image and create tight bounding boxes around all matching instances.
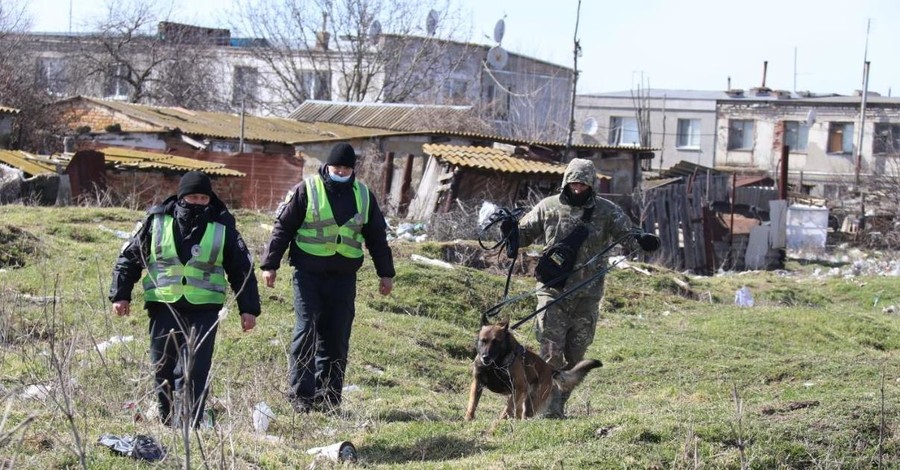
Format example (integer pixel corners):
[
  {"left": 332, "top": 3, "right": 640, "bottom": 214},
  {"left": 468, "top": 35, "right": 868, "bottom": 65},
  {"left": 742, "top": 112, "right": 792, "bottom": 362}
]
[
  {"left": 480, "top": 311, "right": 490, "bottom": 326},
  {"left": 498, "top": 318, "right": 510, "bottom": 330}
]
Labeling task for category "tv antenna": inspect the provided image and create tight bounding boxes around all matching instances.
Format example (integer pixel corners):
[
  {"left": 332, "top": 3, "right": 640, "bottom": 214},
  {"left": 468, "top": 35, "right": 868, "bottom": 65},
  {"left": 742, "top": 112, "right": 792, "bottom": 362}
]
[
  {"left": 368, "top": 20, "right": 382, "bottom": 44},
  {"left": 582, "top": 117, "right": 598, "bottom": 135},
  {"left": 426, "top": 9, "right": 439, "bottom": 36}
]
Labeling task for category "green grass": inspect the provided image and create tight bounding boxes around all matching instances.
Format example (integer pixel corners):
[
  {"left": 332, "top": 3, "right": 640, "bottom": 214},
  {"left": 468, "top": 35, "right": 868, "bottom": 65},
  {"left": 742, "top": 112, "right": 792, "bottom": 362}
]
[{"left": 0, "top": 204, "right": 898, "bottom": 469}]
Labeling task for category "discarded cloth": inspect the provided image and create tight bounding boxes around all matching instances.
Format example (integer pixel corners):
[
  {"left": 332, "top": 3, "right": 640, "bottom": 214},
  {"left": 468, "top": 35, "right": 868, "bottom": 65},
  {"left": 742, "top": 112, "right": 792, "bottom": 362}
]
[{"left": 97, "top": 433, "right": 166, "bottom": 461}]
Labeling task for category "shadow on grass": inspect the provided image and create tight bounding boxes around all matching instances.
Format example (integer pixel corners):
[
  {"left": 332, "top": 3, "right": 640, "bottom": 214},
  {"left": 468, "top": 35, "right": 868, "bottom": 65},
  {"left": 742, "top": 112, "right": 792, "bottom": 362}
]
[
  {"left": 377, "top": 409, "right": 446, "bottom": 422},
  {"left": 361, "top": 435, "right": 489, "bottom": 464}
]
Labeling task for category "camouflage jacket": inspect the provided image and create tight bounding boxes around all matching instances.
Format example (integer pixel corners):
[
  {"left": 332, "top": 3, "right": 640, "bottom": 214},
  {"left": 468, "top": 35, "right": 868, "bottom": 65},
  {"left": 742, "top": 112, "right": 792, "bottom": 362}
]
[{"left": 518, "top": 158, "right": 636, "bottom": 297}]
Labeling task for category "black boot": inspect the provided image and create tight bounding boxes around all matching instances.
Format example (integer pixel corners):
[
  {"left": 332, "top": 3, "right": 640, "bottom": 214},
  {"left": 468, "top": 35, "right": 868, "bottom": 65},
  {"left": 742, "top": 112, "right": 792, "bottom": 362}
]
[{"left": 543, "top": 388, "right": 566, "bottom": 419}]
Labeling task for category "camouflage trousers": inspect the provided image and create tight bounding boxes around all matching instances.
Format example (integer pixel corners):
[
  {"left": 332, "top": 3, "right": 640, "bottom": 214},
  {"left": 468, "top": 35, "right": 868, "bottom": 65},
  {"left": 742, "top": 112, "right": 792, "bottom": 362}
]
[{"left": 534, "top": 278, "right": 605, "bottom": 370}]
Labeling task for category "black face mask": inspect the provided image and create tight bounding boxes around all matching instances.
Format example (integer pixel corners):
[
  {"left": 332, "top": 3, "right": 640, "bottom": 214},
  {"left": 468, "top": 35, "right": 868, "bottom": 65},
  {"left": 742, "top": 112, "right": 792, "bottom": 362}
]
[
  {"left": 175, "top": 200, "right": 211, "bottom": 235},
  {"left": 563, "top": 186, "right": 592, "bottom": 207}
]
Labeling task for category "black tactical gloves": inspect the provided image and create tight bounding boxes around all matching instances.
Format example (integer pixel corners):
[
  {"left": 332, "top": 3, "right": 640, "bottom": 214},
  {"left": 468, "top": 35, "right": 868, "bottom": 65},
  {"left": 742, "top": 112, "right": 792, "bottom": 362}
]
[{"left": 636, "top": 232, "right": 661, "bottom": 252}]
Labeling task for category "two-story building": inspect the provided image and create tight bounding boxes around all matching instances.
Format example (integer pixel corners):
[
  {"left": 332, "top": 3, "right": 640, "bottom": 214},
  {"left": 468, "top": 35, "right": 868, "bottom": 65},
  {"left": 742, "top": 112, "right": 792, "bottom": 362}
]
[{"left": 716, "top": 91, "right": 900, "bottom": 199}]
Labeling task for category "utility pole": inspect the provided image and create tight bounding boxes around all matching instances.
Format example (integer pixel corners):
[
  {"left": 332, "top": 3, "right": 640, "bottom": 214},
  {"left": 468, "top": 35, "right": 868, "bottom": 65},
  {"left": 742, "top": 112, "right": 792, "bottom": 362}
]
[
  {"left": 564, "top": 0, "right": 582, "bottom": 161},
  {"left": 855, "top": 19, "right": 871, "bottom": 189}
]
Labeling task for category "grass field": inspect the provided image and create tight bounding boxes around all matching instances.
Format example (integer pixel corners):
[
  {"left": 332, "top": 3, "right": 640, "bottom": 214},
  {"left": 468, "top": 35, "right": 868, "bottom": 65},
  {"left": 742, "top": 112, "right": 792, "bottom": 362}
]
[{"left": 0, "top": 204, "right": 898, "bottom": 469}]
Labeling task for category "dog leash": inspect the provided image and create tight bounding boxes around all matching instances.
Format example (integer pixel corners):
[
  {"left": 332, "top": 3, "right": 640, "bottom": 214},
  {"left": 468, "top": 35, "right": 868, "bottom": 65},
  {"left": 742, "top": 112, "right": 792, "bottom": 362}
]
[
  {"left": 478, "top": 207, "right": 525, "bottom": 323},
  {"left": 480, "top": 224, "right": 642, "bottom": 330}
]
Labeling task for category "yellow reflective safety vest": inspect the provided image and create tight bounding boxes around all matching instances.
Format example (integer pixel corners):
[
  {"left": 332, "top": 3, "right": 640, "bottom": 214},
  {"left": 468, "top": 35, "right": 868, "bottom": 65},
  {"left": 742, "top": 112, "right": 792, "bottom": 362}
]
[
  {"left": 295, "top": 175, "right": 370, "bottom": 258},
  {"left": 142, "top": 214, "right": 227, "bottom": 304}
]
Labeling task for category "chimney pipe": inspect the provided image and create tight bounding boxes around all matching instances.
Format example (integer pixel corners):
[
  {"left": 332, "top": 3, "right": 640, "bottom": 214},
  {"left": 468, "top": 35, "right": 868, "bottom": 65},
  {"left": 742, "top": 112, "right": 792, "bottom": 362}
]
[
  {"left": 727, "top": 76, "right": 731, "bottom": 90},
  {"left": 762, "top": 61, "right": 768, "bottom": 88}
]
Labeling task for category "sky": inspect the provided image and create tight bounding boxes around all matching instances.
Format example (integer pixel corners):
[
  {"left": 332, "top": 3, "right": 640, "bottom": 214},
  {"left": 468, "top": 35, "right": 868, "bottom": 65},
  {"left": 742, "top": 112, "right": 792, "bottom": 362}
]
[{"left": 26, "top": 0, "right": 900, "bottom": 96}]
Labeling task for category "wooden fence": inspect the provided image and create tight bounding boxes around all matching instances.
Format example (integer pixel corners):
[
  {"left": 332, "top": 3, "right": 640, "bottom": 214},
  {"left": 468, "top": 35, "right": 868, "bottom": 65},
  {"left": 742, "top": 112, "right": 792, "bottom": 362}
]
[{"left": 640, "top": 174, "right": 732, "bottom": 274}]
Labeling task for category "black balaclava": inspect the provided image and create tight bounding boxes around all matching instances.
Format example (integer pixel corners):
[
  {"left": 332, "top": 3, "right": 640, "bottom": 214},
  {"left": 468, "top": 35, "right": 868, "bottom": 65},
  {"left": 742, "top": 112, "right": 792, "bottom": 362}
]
[
  {"left": 174, "top": 171, "right": 214, "bottom": 238},
  {"left": 562, "top": 185, "right": 593, "bottom": 207}
]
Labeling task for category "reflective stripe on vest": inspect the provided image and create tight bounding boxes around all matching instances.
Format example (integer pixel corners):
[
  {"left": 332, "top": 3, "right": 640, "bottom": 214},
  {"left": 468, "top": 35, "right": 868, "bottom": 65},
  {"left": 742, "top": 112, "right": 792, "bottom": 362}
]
[
  {"left": 295, "top": 175, "right": 370, "bottom": 258},
  {"left": 142, "top": 214, "right": 227, "bottom": 304}
]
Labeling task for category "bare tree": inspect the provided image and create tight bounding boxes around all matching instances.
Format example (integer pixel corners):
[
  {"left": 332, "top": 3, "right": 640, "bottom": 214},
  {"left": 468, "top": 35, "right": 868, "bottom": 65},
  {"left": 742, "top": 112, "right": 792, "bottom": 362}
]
[
  {"left": 0, "top": 1, "right": 68, "bottom": 153},
  {"left": 73, "top": 0, "right": 223, "bottom": 108},
  {"left": 230, "top": 0, "right": 470, "bottom": 114}
]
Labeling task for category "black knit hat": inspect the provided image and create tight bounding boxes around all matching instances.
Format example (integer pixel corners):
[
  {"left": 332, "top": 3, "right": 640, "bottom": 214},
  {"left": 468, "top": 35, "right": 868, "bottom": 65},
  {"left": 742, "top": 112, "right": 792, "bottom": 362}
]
[
  {"left": 326, "top": 143, "right": 357, "bottom": 168},
  {"left": 177, "top": 171, "right": 214, "bottom": 199}
]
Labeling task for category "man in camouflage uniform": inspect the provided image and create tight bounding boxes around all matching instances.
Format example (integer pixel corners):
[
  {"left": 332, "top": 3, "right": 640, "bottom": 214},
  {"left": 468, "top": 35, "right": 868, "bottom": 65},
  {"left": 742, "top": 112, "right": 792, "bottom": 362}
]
[{"left": 512, "top": 158, "right": 659, "bottom": 418}]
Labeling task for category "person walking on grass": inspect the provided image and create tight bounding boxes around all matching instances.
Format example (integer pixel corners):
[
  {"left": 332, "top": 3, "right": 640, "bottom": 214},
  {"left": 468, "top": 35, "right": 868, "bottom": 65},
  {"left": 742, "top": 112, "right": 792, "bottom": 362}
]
[
  {"left": 502, "top": 158, "right": 660, "bottom": 418},
  {"left": 261, "top": 142, "right": 395, "bottom": 414},
  {"left": 110, "top": 171, "right": 261, "bottom": 428}
]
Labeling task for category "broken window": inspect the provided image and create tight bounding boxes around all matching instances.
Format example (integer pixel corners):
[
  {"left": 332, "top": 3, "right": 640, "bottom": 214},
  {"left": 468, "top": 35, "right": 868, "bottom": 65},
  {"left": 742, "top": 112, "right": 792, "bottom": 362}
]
[
  {"left": 676, "top": 118, "right": 701, "bottom": 148},
  {"left": 232, "top": 66, "right": 259, "bottom": 106},
  {"left": 874, "top": 123, "right": 900, "bottom": 154},
  {"left": 35, "top": 57, "right": 68, "bottom": 95},
  {"left": 784, "top": 121, "right": 809, "bottom": 151},
  {"left": 296, "top": 69, "right": 331, "bottom": 101},
  {"left": 103, "top": 63, "right": 132, "bottom": 100},
  {"left": 609, "top": 116, "right": 640, "bottom": 145},
  {"left": 827, "top": 122, "right": 854, "bottom": 154},
  {"left": 442, "top": 78, "right": 468, "bottom": 103},
  {"left": 484, "top": 83, "right": 509, "bottom": 121},
  {"left": 727, "top": 119, "right": 754, "bottom": 150}
]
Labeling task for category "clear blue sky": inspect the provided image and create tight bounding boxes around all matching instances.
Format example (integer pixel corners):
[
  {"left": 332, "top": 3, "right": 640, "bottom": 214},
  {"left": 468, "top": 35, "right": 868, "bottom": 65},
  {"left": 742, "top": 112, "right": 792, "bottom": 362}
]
[{"left": 27, "top": 0, "right": 900, "bottom": 96}]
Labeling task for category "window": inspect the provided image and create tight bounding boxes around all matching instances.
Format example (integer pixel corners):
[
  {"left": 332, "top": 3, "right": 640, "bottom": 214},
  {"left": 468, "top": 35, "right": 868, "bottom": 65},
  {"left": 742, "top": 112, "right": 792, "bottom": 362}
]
[
  {"left": 784, "top": 121, "right": 809, "bottom": 151},
  {"left": 231, "top": 66, "right": 258, "bottom": 105},
  {"left": 296, "top": 70, "right": 331, "bottom": 101},
  {"left": 609, "top": 116, "right": 640, "bottom": 145},
  {"left": 827, "top": 122, "right": 854, "bottom": 154},
  {"left": 727, "top": 119, "right": 754, "bottom": 150},
  {"left": 443, "top": 78, "right": 468, "bottom": 103},
  {"left": 676, "top": 118, "right": 701, "bottom": 148},
  {"left": 484, "top": 84, "right": 510, "bottom": 121},
  {"left": 874, "top": 123, "right": 900, "bottom": 154},
  {"left": 35, "top": 57, "right": 68, "bottom": 95},
  {"left": 103, "top": 63, "right": 132, "bottom": 99}
]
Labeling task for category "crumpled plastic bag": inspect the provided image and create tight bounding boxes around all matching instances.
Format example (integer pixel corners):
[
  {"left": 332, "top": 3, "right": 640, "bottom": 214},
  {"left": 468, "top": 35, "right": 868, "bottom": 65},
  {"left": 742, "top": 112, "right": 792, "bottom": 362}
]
[{"left": 97, "top": 433, "right": 166, "bottom": 461}]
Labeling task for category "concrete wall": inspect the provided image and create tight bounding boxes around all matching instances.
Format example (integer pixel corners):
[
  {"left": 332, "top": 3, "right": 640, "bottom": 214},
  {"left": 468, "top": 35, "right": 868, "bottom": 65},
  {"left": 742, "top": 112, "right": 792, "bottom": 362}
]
[{"left": 575, "top": 93, "right": 719, "bottom": 170}]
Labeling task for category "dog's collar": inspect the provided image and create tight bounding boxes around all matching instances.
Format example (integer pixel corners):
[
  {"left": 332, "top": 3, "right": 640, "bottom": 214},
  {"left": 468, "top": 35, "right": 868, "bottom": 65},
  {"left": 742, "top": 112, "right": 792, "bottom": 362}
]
[{"left": 501, "top": 344, "right": 526, "bottom": 368}]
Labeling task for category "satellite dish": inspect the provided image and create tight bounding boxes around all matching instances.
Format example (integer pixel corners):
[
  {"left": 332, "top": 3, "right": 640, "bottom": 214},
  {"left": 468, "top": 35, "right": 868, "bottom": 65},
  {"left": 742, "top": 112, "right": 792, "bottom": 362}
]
[
  {"left": 426, "top": 9, "right": 439, "bottom": 36},
  {"left": 486, "top": 45, "right": 508, "bottom": 69},
  {"left": 805, "top": 108, "right": 816, "bottom": 126},
  {"left": 368, "top": 20, "right": 382, "bottom": 44},
  {"left": 493, "top": 18, "right": 505, "bottom": 44},
  {"left": 582, "top": 117, "right": 599, "bottom": 135}
]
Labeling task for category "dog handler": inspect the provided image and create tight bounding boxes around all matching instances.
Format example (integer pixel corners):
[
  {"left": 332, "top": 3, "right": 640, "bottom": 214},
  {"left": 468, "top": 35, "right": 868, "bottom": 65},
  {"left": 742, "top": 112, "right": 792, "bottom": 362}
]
[
  {"left": 110, "top": 171, "right": 261, "bottom": 427},
  {"left": 261, "top": 143, "right": 395, "bottom": 413},
  {"left": 503, "top": 158, "right": 660, "bottom": 418}
]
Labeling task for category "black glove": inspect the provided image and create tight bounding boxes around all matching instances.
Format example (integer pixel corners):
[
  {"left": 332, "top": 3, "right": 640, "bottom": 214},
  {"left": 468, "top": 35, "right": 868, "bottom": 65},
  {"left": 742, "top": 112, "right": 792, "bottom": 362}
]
[{"left": 637, "top": 232, "right": 661, "bottom": 252}]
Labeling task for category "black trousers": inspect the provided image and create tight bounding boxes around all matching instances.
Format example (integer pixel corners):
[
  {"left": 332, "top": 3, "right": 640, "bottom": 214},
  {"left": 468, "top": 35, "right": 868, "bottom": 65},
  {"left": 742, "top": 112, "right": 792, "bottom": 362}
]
[
  {"left": 148, "top": 304, "right": 219, "bottom": 427},
  {"left": 289, "top": 270, "right": 357, "bottom": 407}
]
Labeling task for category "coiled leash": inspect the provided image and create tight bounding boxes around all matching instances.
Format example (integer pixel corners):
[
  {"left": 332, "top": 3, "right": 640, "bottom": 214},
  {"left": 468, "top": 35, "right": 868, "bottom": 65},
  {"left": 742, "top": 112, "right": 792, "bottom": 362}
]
[
  {"left": 479, "top": 208, "right": 643, "bottom": 330},
  {"left": 477, "top": 206, "right": 526, "bottom": 314}
]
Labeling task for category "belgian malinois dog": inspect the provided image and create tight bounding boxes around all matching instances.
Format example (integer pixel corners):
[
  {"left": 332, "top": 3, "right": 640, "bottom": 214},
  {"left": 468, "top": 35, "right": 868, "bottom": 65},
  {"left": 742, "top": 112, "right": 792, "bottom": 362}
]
[{"left": 465, "top": 319, "right": 602, "bottom": 420}]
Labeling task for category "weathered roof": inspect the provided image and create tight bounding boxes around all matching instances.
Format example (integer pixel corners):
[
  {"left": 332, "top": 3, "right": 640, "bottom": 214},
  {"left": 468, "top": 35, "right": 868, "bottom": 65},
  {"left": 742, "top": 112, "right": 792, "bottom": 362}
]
[
  {"left": 97, "top": 147, "right": 245, "bottom": 176},
  {"left": 423, "top": 144, "right": 611, "bottom": 179},
  {"left": 0, "top": 147, "right": 244, "bottom": 177},
  {"left": 57, "top": 96, "right": 405, "bottom": 144},
  {"left": 0, "top": 106, "right": 21, "bottom": 114},
  {"left": 288, "top": 100, "right": 476, "bottom": 132},
  {"left": 0, "top": 150, "right": 57, "bottom": 176},
  {"left": 581, "top": 89, "right": 730, "bottom": 101}
]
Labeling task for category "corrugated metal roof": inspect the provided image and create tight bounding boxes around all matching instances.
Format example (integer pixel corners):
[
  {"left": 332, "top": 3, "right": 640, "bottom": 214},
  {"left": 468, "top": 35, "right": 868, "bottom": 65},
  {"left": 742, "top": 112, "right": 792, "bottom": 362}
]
[
  {"left": 288, "top": 100, "right": 476, "bottom": 132},
  {"left": 423, "top": 144, "right": 611, "bottom": 179},
  {"left": 98, "top": 147, "right": 245, "bottom": 176},
  {"left": 0, "top": 106, "right": 21, "bottom": 114},
  {"left": 0, "top": 150, "right": 57, "bottom": 176},
  {"left": 59, "top": 96, "right": 405, "bottom": 144}
]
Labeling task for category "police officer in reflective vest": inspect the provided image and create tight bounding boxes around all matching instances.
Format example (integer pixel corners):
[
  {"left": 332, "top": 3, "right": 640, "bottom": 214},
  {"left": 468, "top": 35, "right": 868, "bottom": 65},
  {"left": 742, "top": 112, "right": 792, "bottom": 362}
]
[
  {"left": 110, "top": 171, "right": 261, "bottom": 427},
  {"left": 261, "top": 143, "right": 395, "bottom": 414}
]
